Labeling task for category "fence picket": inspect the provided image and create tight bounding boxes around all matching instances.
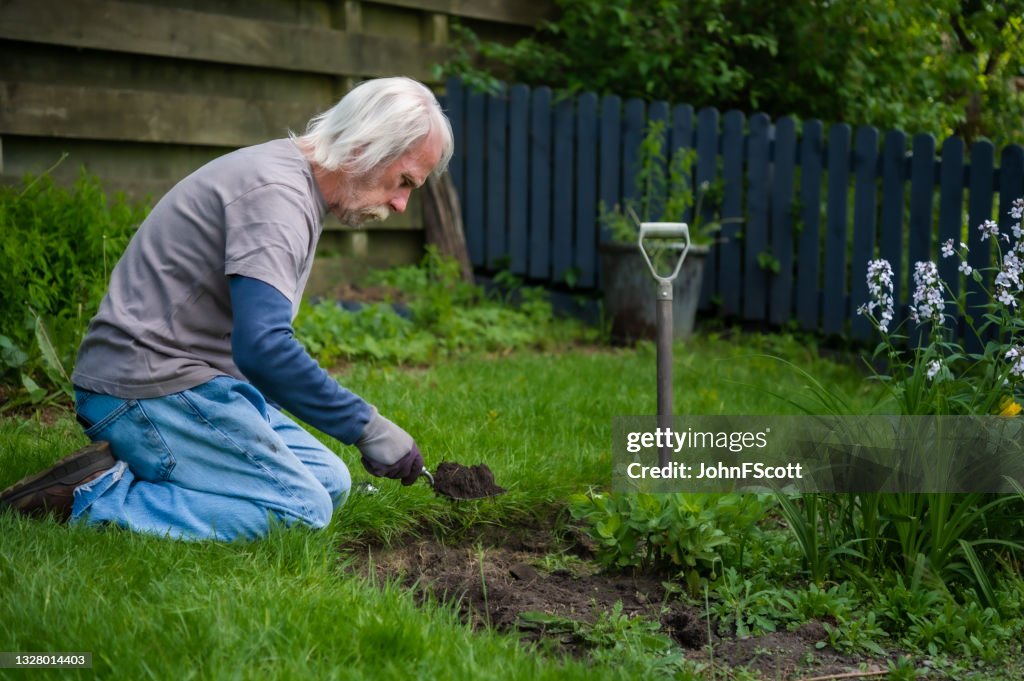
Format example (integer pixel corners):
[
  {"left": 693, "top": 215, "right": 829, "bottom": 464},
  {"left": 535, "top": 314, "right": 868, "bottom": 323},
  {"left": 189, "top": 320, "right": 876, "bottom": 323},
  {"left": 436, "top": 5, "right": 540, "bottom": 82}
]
[
  {"left": 720, "top": 110, "right": 745, "bottom": 317},
  {"left": 850, "top": 126, "right": 880, "bottom": 340},
  {"left": 444, "top": 77, "right": 464, "bottom": 200},
  {"left": 621, "top": 99, "right": 646, "bottom": 205},
  {"left": 575, "top": 93, "right": 599, "bottom": 287},
  {"left": 696, "top": 107, "right": 719, "bottom": 308},
  {"left": 508, "top": 84, "right": 530, "bottom": 275},
  {"left": 797, "top": 120, "right": 824, "bottom": 330},
  {"left": 880, "top": 130, "right": 906, "bottom": 328},
  {"left": 937, "top": 137, "right": 965, "bottom": 327},
  {"left": 769, "top": 117, "right": 797, "bottom": 326},
  {"left": 966, "top": 141, "right": 995, "bottom": 353},
  {"left": 824, "top": 124, "right": 851, "bottom": 335},
  {"left": 486, "top": 91, "right": 509, "bottom": 269},
  {"left": 598, "top": 95, "right": 622, "bottom": 246},
  {"left": 528, "top": 87, "right": 552, "bottom": 280},
  {"left": 745, "top": 113, "right": 771, "bottom": 320},
  {"left": 464, "top": 89, "right": 486, "bottom": 267},
  {"left": 552, "top": 97, "right": 576, "bottom": 282}
]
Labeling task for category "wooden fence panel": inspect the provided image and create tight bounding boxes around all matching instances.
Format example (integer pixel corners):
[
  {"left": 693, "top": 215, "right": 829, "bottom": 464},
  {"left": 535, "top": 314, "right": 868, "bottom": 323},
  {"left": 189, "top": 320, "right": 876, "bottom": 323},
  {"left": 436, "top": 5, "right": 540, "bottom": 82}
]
[
  {"left": 598, "top": 95, "right": 623, "bottom": 247},
  {"left": 646, "top": 100, "right": 670, "bottom": 220},
  {"left": 745, "top": 113, "right": 771, "bottom": 321},
  {"left": 507, "top": 84, "right": 530, "bottom": 275},
  {"left": 671, "top": 106, "right": 695, "bottom": 157},
  {"left": 824, "top": 124, "right": 851, "bottom": 335},
  {"left": 769, "top": 117, "right": 798, "bottom": 327},
  {"left": 621, "top": 99, "right": 646, "bottom": 205},
  {"left": 552, "top": 97, "right": 576, "bottom": 282},
  {"left": 908, "top": 134, "right": 937, "bottom": 346},
  {"left": 720, "top": 111, "right": 745, "bottom": 317},
  {"left": 797, "top": 121, "right": 824, "bottom": 330},
  {"left": 850, "top": 126, "right": 880, "bottom": 340},
  {"left": 966, "top": 142, "right": 995, "bottom": 342},
  {"left": 880, "top": 130, "right": 906, "bottom": 329},
  {"left": 575, "top": 93, "right": 599, "bottom": 287},
  {"left": 696, "top": 108, "right": 720, "bottom": 309},
  {"left": 486, "top": 92, "right": 509, "bottom": 269},
  {"left": 1000, "top": 146, "right": 1024, "bottom": 233},
  {"left": 909, "top": 135, "right": 937, "bottom": 273},
  {"left": 937, "top": 138, "right": 966, "bottom": 315},
  {"left": 445, "top": 78, "right": 465, "bottom": 200},
  {"left": 0, "top": 0, "right": 447, "bottom": 81},
  {"left": 464, "top": 90, "right": 486, "bottom": 267},
  {"left": 528, "top": 87, "right": 553, "bottom": 280},
  {"left": 442, "top": 79, "right": 1024, "bottom": 343}
]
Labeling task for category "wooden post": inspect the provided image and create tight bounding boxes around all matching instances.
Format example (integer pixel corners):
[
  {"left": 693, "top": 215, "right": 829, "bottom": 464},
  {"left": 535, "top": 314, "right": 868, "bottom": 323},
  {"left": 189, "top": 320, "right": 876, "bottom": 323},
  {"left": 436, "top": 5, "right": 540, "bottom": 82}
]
[{"left": 422, "top": 173, "right": 474, "bottom": 283}]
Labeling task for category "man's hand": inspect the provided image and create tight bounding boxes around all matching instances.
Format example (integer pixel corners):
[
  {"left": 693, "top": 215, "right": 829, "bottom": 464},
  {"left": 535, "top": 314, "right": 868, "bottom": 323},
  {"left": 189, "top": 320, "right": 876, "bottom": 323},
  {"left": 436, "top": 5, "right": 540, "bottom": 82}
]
[
  {"left": 356, "top": 408, "right": 424, "bottom": 486},
  {"left": 360, "top": 444, "right": 424, "bottom": 486}
]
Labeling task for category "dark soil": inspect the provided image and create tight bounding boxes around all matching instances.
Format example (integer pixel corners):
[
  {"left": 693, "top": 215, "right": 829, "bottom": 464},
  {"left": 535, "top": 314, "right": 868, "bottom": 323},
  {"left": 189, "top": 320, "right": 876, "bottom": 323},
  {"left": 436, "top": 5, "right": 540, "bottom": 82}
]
[
  {"left": 430, "top": 461, "right": 507, "bottom": 500},
  {"left": 347, "top": 516, "right": 893, "bottom": 680}
]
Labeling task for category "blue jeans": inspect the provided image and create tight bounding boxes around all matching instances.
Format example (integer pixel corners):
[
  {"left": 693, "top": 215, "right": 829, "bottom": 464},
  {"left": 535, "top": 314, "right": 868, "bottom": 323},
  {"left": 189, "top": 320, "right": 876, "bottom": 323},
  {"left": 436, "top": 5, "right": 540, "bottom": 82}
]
[{"left": 72, "top": 377, "right": 351, "bottom": 541}]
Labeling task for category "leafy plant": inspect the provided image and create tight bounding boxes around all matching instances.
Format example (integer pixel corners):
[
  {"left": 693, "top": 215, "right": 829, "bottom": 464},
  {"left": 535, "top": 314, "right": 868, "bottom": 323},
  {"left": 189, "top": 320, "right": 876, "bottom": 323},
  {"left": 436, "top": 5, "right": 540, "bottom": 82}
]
[
  {"left": 707, "top": 567, "right": 799, "bottom": 638},
  {"left": 856, "top": 200, "right": 1024, "bottom": 416},
  {"left": 440, "top": 0, "right": 1024, "bottom": 146},
  {"left": 599, "top": 119, "right": 730, "bottom": 249},
  {"left": 518, "top": 602, "right": 692, "bottom": 678},
  {"left": 567, "top": 491, "right": 766, "bottom": 592},
  {"left": 295, "top": 247, "right": 592, "bottom": 366},
  {"left": 767, "top": 199, "right": 1024, "bottom": 604},
  {"left": 0, "top": 164, "right": 148, "bottom": 408}
]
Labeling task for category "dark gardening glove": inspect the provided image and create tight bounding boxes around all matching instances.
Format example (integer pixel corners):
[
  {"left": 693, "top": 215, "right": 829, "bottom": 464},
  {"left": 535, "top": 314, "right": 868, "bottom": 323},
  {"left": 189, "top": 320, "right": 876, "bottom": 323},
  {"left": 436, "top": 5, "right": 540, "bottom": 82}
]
[{"left": 356, "top": 407, "right": 424, "bottom": 486}]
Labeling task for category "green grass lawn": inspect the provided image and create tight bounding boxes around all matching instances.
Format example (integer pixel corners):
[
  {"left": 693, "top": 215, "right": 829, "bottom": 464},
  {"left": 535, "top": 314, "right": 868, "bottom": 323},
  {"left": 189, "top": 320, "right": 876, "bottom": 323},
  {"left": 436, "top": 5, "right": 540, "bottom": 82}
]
[{"left": 0, "top": 333, "right": 951, "bottom": 680}]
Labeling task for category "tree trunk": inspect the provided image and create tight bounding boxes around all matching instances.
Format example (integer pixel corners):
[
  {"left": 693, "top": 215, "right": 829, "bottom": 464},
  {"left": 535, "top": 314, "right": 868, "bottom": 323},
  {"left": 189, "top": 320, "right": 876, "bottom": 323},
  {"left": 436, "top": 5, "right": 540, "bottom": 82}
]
[{"left": 421, "top": 173, "right": 474, "bottom": 284}]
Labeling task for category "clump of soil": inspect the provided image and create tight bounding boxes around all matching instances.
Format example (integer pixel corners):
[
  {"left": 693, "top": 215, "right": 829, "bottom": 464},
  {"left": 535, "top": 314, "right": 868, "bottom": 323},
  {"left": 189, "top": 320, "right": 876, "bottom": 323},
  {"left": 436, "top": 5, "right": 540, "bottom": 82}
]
[{"left": 431, "top": 461, "right": 506, "bottom": 500}]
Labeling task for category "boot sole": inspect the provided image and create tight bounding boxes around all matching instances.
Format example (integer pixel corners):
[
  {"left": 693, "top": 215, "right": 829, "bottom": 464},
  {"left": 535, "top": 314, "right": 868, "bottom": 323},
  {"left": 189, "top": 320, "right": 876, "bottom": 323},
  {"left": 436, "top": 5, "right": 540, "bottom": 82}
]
[{"left": 0, "top": 441, "right": 115, "bottom": 509}]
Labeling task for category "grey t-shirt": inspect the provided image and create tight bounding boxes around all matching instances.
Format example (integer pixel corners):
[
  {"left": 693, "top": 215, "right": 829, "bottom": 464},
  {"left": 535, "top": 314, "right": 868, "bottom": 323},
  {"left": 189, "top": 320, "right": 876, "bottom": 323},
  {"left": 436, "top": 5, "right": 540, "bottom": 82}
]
[{"left": 72, "top": 139, "right": 328, "bottom": 398}]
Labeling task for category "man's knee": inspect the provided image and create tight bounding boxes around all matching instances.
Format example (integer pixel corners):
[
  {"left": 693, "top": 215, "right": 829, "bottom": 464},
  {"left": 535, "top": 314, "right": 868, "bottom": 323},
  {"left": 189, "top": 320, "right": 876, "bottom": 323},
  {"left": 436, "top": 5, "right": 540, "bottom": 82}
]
[{"left": 323, "top": 458, "right": 351, "bottom": 512}]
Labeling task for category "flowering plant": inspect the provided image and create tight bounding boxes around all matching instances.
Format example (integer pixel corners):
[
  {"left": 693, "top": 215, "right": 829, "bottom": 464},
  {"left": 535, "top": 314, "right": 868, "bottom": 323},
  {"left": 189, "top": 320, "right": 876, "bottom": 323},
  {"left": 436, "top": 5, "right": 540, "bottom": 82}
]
[{"left": 857, "top": 198, "right": 1024, "bottom": 416}]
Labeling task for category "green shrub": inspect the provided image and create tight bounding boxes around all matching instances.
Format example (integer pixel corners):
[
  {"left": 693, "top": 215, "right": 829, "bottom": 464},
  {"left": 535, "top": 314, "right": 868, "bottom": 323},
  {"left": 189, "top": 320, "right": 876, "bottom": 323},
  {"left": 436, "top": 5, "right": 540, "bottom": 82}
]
[
  {"left": 295, "top": 247, "right": 592, "bottom": 366},
  {"left": 0, "top": 166, "right": 149, "bottom": 406},
  {"left": 567, "top": 491, "right": 767, "bottom": 591}
]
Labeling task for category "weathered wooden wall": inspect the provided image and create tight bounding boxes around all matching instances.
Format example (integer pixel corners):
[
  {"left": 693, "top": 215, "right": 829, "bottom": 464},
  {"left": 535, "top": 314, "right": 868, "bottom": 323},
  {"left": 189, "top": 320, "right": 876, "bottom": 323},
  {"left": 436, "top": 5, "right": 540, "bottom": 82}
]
[{"left": 0, "top": 0, "right": 549, "bottom": 281}]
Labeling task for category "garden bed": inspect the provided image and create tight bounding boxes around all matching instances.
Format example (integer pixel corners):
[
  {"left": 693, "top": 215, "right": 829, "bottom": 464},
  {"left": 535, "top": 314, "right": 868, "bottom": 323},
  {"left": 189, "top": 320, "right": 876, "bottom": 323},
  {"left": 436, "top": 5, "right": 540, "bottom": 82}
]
[{"left": 347, "top": 515, "right": 891, "bottom": 680}]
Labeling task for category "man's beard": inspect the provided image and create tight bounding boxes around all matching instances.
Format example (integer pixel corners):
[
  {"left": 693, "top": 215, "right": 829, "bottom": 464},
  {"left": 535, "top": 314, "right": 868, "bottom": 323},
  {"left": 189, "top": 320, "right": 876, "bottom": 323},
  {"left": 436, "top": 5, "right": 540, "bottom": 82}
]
[{"left": 338, "top": 204, "right": 390, "bottom": 227}]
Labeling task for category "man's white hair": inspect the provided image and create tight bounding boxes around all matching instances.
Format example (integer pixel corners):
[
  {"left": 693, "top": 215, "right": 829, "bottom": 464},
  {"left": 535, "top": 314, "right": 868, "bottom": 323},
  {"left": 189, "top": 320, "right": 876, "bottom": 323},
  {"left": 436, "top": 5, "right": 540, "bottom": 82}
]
[{"left": 296, "top": 77, "right": 453, "bottom": 178}]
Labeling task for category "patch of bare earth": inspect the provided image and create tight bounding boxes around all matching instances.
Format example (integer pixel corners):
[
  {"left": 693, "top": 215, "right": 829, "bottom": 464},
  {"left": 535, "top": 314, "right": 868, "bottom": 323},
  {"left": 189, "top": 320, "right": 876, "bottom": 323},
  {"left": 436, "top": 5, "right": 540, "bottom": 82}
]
[{"left": 345, "top": 516, "right": 891, "bottom": 680}]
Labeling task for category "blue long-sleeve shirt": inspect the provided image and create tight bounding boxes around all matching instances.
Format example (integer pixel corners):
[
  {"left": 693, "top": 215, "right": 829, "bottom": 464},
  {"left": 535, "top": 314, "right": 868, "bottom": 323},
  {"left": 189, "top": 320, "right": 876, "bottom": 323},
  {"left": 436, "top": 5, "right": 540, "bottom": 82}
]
[{"left": 229, "top": 275, "right": 371, "bottom": 444}]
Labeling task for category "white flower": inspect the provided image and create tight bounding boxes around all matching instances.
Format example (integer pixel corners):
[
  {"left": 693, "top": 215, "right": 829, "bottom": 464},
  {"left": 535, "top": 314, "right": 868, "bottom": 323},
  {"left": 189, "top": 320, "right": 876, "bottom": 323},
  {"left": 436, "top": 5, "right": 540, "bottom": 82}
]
[
  {"left": 926, "top": 359, "right": 942, "bottom": 380},
  {"left": 910, "top": 261, "right": 945, "bottom": 326},
  {"left": 941, "top": 239, "right": 955, "bottom": 258},
  {"left": 959, "top": 261, "right": 973, "bottom": 276},
  {"left": 1012, "top": 198, "right": 1024, "bottom": 221},
  {"left": 861, "top": 259, "right": 895, "bottom": 333},
  {"left": 1008, "top": 347, "right": 1024, "bottom": 377},
  {"left": 995, "top": 250, "right": 1023, "bottom": 308},
  {"left": 980, "top": 219, "right": 1000, "bottom": 241}
]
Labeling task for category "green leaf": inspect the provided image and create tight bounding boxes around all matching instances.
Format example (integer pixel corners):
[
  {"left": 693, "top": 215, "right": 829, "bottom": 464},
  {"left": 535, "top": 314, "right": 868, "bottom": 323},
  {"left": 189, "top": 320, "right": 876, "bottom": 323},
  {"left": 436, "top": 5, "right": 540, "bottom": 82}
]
[{"left": 20, "top": 373, "right": 47, "bottom": 403}]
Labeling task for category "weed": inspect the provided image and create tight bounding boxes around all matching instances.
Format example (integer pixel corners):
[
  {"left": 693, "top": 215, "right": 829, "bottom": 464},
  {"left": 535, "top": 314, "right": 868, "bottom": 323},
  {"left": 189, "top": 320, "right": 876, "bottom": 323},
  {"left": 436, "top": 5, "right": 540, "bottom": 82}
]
[
  {"left": 518, "top": 602, "right": 692, "bottom": 678},
  {"left": 707, "top": 568, "right": 799, "bottom": 638}
]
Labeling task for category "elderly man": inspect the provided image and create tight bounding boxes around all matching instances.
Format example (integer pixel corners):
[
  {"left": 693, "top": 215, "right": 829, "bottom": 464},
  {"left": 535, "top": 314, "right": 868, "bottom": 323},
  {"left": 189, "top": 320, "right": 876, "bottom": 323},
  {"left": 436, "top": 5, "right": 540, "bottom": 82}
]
[{"left": 1, "top": 77, "right": 453, "bottom": 540}]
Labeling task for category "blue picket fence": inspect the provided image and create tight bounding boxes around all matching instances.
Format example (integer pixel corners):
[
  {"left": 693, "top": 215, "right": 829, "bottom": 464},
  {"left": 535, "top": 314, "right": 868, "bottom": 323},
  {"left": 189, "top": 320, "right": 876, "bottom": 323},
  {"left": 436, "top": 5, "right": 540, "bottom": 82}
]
[{"left": 441, "top": 77, "right": 1024, "bottom": 341}]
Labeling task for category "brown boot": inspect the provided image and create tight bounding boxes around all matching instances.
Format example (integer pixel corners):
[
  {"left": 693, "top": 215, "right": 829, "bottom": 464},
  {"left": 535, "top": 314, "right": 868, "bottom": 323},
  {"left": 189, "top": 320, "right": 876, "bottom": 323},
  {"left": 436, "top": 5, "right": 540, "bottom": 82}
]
[{"left": 0, "top": 442, "right": 115, "bottom": 521}]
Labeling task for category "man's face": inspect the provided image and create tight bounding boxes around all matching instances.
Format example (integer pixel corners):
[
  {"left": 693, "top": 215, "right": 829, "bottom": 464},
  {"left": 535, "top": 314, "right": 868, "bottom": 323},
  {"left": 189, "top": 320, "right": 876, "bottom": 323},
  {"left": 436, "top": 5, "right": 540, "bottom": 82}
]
[{"left": 321, "top": 132, "right": 443, "bottom": 227}]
